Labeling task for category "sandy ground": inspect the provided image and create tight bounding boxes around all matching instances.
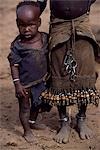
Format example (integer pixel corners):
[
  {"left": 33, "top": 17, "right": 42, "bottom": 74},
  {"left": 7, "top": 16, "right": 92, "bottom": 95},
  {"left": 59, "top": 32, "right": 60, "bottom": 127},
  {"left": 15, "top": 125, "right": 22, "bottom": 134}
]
[{"left": 0, "top": 0, "right": 100, "bottom": 150}]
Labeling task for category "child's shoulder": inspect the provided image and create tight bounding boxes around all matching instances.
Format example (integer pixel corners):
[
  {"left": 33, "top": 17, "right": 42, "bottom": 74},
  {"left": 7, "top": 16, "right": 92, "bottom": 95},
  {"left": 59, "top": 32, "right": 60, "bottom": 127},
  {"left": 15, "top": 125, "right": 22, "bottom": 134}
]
[
  {"left": 40, "top": 32, "right": 49, "bottom": 44},
  {"left": 41, "top": 32, "right": 49, "bottom": 38},
  {"left": 10, "top": 35, "right": 20, "bottom": 49}
]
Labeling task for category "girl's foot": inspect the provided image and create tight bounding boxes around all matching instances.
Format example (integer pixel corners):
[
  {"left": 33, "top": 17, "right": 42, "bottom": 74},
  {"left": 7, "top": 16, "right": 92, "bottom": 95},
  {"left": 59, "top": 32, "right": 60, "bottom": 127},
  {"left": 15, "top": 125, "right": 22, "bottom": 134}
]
[
  {"left": 77, "top": 117, "right": 93, "bottom": 140},
  {"left": 53, "top": 120, "right": 71, "bottom": 144}
]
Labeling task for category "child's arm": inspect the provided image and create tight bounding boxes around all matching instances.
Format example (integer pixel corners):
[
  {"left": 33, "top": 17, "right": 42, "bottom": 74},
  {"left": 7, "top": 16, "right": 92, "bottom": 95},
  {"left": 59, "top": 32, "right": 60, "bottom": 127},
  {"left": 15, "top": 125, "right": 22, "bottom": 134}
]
[
  {"left": 8, "top": 41, "right": 27, "bottom": 98},
  {"left": 10, "top": 64, "right": 27, "bottom": 98}
]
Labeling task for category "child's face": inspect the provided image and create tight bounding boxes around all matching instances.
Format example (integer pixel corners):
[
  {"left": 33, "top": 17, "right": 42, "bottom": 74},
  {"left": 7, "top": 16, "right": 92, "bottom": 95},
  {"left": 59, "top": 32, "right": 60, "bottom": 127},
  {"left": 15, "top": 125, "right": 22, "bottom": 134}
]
[{"left": 17, "top": 5, "right": 41, "bottom": 40}]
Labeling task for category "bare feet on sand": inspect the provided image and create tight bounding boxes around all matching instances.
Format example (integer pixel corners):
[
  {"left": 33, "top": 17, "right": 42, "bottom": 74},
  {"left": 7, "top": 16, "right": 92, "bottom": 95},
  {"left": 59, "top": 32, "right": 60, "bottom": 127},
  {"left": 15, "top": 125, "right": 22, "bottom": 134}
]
[
  {"left": 30, "top": 122, "right": 48, "bottom": 130},
  {"left": 53, "top": 122, "right": 71, "bottom": 144},
  {"left": 23, "top": 131, "right": 37, "bottom": 143},
  {"left": 77, "top": 119, "right": 93, "bottom": 140}
]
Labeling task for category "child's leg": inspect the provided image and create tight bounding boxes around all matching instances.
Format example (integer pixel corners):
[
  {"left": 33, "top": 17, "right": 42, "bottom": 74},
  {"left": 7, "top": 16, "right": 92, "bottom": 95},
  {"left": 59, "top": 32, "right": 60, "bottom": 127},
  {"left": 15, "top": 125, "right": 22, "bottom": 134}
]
[
  {"left": 29, "top": 82, "right": 47, "bottom": 130},
  {"left": 18, "top": 95, "right": 36, "bottom": 143},
  {"left": 76, "top": 103, "right": 93, "bottom": 140},
  {"left": 53, "top": 105, "right": 71, "bottom": 144},
  {"left": 29, "top": 105, "right": 46, "bottom": 130}
]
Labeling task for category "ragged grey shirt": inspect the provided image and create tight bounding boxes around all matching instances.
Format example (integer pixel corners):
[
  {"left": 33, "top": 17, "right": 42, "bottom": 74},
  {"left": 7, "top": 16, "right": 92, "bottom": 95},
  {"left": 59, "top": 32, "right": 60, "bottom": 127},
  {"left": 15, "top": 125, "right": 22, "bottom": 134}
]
[{"left": 8, "top": 32, "right": 49, "bottom": 88}]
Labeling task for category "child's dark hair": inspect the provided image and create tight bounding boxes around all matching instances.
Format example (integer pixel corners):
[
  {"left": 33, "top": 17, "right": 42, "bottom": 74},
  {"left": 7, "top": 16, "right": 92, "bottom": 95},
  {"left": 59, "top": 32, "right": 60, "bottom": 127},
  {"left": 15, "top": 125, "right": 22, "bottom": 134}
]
[{"left": 16, "top": 0, "right": 47, "bottom": 15}]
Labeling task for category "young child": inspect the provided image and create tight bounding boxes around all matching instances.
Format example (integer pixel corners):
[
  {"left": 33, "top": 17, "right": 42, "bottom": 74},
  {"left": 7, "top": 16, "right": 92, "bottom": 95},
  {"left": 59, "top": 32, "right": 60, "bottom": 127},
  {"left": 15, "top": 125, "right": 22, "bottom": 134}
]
[
  {"left": 40, "top": 0, "right": 100, "bottom": 144},
  {"left": 8, "top": 1, "right": 49, "bottom": 143}
]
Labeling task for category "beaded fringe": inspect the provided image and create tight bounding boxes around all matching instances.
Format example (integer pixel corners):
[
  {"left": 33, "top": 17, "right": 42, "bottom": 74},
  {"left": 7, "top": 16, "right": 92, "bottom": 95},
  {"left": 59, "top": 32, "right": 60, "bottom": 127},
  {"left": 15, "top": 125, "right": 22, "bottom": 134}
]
[{"left": 41, "top": 88, "right": 99, "bottom": 106}]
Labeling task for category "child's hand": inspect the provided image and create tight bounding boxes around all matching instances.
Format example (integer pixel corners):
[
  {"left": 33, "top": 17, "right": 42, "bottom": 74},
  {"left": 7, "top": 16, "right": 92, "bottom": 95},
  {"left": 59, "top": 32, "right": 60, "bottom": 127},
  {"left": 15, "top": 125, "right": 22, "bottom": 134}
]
[{"left": 14, "top": 82, "right": 28, "bottom": 98}]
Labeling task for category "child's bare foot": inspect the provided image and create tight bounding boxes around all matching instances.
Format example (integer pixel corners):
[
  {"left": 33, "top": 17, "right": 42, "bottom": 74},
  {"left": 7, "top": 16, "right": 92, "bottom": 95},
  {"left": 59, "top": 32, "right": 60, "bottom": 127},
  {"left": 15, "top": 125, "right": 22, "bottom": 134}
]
[
  {"left": 77, "top": 117, "right": 93, "bottom": 140},
  {"left": 53, "top": 122, "right": 71, "bottom": 144},
  {"left": 30, "top": 122, "right": 47, "bottom": 130},
  {"left": 23, "top": 131, "right": 37, "bottom": 143}
]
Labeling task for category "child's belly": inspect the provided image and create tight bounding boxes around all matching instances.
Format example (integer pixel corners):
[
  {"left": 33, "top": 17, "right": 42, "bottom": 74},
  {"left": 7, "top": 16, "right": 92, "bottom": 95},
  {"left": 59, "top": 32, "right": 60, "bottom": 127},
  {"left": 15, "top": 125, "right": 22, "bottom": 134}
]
[{"left": 50, "top": 0, "right": 90, "bottom": 19}]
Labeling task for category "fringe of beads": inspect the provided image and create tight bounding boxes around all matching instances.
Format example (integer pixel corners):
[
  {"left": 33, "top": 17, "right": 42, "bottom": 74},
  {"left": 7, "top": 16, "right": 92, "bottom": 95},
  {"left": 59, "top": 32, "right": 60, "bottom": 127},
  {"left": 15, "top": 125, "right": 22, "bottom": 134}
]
[{"left": 41, "top": 88, "right": 99, "bottom": 106}]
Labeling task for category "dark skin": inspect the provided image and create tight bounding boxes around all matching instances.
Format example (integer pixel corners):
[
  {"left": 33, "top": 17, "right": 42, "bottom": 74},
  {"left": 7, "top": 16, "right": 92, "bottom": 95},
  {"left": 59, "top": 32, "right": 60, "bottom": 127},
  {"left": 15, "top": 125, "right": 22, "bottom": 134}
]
[
  {"left": 48, "top": 0, "right": 96, "bottom": 144},
  {"left": 53, "top": 106, "right": 71, "bottom": 144},
  {"left": 77, "top": 103, "right": 93, "bottom": 140},
  {"left": 51, "top": 45, "right": 71, "bottom": 144},
  {"left": 16, "top": 5, "right": 42, "bottom": 48},
  {"left": 52, "top": 43, "right": 94, "bottom": 144},
  {"left": 11, "top": 5, "right": 45, "bottom": 143},
  {"left": 11, "top": 1, "right": 95, "bottom": 144}
]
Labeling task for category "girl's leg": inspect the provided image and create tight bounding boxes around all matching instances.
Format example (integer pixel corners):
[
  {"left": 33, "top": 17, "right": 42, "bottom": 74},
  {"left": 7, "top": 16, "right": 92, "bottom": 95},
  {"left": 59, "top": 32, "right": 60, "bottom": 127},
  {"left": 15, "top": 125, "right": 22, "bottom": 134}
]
[
  {"left": 76, "top": 103, "right": 93, "bottom": 140},
  {"left": 18, "top": 95, "right": 36, "bottom": 143},
  {"left": 74, "top": 39, "right": 95, "bottom": 140},
  {"left": 53, "top": 105, "right": 71, "bottom": 144}
]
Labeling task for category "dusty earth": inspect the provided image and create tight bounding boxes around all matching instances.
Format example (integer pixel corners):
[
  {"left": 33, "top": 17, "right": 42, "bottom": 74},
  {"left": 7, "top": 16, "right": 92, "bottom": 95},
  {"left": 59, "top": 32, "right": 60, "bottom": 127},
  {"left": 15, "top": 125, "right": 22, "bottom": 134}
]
[{"left": 0, "top": 0, "right": 100, "bottom": 150}]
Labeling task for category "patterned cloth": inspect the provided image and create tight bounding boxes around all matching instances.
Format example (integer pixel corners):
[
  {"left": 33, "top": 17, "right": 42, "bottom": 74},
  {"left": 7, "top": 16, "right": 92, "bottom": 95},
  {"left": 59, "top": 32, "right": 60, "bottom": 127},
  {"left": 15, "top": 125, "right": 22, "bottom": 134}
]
[{"left": 49, "top": 13, "right": 100, "bottom": 58}]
